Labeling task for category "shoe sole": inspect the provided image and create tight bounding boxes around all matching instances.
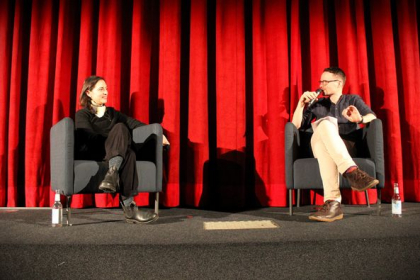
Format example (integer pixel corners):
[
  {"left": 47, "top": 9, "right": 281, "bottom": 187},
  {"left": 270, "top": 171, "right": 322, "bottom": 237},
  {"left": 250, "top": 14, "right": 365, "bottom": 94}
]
[
  {"left": 99, "top": 183, "right": 117, "bottom": 193},
  {"left": 309, "top": 214, "right": 344, "bottom": 222},
  {"left": 126, "top": 215, "right": 159, "bottom": 224},
  {"left": 99, "top": 187, "right": 117, "bottom": 193},
  {"left": 351, "top": 179, "right": 379, "bottom": 192}
]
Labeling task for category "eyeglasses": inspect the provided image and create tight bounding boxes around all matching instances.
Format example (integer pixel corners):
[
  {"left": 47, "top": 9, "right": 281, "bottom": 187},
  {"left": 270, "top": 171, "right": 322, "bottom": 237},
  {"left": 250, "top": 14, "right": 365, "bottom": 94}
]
[{"left": 319, "top": 80, "right": 340, "bottom": 85}]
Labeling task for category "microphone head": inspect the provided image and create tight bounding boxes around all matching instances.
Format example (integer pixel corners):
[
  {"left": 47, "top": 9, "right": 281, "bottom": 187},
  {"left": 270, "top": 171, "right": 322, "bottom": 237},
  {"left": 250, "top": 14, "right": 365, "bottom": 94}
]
[{"left": 315, "top": 88, "right": 323, "bottom": 94}]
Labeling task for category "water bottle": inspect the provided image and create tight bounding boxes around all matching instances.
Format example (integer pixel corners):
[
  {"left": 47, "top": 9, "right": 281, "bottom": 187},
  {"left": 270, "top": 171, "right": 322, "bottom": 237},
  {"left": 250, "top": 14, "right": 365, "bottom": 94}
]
[
  {"left": 52, "top": 190, "right": 63, "bottom": 227},
  {"left": 392, "top": 183, "right": 402, "bottom": 218}
]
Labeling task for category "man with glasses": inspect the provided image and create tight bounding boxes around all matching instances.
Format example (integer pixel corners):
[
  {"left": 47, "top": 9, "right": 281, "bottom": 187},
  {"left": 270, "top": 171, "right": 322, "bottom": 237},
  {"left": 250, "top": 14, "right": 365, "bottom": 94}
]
[{"left": 291, "top": 67, "right": 378, "bottom": 222}]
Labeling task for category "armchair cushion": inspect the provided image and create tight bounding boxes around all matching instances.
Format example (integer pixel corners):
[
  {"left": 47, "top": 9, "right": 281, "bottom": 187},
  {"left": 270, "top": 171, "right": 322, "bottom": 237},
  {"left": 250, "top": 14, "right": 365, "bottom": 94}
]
[{"left": 293, "top": 158, "right": 376, "bottom": 190}]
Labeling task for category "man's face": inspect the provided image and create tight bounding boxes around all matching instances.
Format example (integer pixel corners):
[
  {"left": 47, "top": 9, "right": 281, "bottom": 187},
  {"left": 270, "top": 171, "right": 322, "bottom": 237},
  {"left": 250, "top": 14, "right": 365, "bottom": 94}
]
[{"left": 319, "top": 72, "right": 342, "bottom": 96}]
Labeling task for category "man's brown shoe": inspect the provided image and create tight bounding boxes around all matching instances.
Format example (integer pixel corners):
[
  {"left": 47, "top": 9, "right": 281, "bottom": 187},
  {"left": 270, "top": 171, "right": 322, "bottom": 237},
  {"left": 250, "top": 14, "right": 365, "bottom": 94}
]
[
  {"left": 343, "top": 168, "right": 379, "bottom": 192},
  {"left": 309, "top": 200, "right": 343, "bottom": 222}
]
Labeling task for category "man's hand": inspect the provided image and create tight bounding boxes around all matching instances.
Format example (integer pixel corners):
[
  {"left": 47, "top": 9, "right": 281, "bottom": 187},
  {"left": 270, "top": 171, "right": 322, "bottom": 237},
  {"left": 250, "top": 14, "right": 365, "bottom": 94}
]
[
  {"left": 298, "top": 91, "right": 320, "bottom": 107},
  {"left": 342, "top": 105, "right": 363, "bottom": 123},
  {"left": 163, "top": 135, "right": 170, "bottom": 146}
]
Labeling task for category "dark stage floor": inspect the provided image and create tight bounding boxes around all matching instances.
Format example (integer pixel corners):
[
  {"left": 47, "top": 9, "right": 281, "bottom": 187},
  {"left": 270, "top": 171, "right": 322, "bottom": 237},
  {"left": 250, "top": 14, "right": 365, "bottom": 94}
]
[{"left": 1, "top": 203, "right": 420, "bottom": 279}]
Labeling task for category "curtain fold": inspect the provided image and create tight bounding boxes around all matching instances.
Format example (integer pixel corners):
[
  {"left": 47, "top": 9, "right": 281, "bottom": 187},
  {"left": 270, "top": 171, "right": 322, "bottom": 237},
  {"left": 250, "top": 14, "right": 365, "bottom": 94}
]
[
  {"left": 252, "top": 0, "right": 289, "bottom": 206},
  {"left": 395, "top": 0, "right": 420, "bottom": 201},
  {"left": 6, "top": 0, "right": 31, "bottom": 207},
  {"left": 368, "top": 0, "right": 404, "bottom": 202},
  {"left": 0, "top": 0, "right": 13, "bottom": 207},
  {"left": 159, "top": 0, "right": 181, "bottom": 207},
  {"left": 1, "top": 0, "right": 419, "bottom": 208},
  {"left": 186, "top": 0, "right": 208, "bottom": 207},
  {"left": 25, "top": 0, "right": 58, "bottom": 207}
]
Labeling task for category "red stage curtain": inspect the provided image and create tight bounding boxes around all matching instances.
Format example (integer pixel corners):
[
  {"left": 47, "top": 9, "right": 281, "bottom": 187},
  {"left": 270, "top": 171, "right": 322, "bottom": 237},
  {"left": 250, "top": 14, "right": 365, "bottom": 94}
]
[
  {"left": 252, "top": 0, "right": 289, "bottom": 206},
  {"left": 186, "top": 0, "right": 209, "bottom": 207},
  {"left": 1, "top": 0, "right": 419, "bottom": 208}
]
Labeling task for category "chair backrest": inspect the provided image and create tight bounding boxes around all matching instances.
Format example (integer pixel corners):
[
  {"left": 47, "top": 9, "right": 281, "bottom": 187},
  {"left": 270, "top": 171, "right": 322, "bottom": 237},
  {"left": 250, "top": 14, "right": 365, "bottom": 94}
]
[{"left": 50, "top": 117, "right": 74, "bottom": 195}]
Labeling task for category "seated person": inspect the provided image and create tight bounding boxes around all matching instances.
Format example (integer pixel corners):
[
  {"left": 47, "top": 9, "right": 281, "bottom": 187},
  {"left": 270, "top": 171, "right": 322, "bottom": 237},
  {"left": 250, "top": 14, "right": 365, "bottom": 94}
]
[
  {"left": 291, "top": 67, "right": 379, "bottom": 222},
  {"left": 76, "top": 75, "right": 170, "bottom": 224}
]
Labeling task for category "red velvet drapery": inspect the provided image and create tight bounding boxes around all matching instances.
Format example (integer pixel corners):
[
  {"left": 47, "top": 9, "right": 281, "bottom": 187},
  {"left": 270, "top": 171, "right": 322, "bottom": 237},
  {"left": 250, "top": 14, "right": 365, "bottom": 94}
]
[{"left": 0, "top": 0, "right": 419, "bottom": 208}]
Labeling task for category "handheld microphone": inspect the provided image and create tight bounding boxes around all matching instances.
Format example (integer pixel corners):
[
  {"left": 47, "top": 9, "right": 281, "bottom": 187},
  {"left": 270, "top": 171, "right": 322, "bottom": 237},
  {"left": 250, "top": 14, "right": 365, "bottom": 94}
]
[{"left": 307, "top": 88, "right": 323, "bottom": 107}]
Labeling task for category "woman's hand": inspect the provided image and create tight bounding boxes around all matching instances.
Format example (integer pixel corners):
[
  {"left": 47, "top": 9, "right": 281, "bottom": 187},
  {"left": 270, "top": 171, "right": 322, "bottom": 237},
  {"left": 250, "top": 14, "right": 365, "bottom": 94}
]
[{"left": 163, "top": 135, "right": 170, "bottom": 146}]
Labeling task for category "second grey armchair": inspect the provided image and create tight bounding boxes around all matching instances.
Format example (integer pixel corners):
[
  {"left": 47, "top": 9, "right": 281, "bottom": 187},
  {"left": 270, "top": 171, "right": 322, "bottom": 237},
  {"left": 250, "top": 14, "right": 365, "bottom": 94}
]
[{"left": 285, "top": 119, "right": 385, "bottom": 215}]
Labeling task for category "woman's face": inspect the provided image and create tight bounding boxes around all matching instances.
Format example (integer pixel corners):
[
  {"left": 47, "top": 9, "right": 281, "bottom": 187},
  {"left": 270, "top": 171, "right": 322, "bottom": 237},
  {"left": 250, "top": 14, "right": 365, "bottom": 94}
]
[{"left": 87, "top": 80, "right": 108, "bottom": 106}]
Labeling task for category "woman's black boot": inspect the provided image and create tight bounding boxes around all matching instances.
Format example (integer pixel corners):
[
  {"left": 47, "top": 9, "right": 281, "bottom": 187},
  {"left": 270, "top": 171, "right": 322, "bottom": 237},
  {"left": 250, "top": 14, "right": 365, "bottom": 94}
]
[
  {"left": 121, "top": 201, "right": 158, "bottom": 224},
  {"left": 99, "top": 166, "right": 119, "bottom": 193}
]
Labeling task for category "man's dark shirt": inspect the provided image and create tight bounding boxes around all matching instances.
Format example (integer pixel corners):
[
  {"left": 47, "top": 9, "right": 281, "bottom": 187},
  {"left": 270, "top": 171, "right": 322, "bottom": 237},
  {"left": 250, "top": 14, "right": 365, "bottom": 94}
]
[{"left": 301, "top": 94, "right": 375, "bottom": 137}]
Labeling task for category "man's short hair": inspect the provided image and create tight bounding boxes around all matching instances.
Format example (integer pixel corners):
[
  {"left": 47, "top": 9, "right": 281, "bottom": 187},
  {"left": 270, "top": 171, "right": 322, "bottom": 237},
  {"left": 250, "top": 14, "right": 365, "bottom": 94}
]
[{"left": 324, "top": 67, "right": 346, "bottom": 85}]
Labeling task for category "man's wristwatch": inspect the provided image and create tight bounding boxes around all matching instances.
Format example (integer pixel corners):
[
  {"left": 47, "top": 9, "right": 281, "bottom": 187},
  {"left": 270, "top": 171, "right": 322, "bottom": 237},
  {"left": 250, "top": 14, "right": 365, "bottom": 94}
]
[{"left": 358, "top": 116, "right": 364, "bottom": 124}]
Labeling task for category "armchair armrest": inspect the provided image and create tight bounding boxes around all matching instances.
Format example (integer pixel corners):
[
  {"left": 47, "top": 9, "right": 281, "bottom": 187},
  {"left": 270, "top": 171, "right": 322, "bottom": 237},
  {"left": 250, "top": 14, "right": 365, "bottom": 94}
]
[
  {"left": 285, "top": 122, "right": 300, "bottom": 189},
  {"left": 50, "top": 117, "right": 74, "bottom": 196},
  {"left": 133, "top": 124, "right": 162, "bottom": 144},
  {"left": 365, "top": 119, "right": 385, "bottom": 188},
  {"left": 132, "top": 123, "right": 163, "bottom": 191}
]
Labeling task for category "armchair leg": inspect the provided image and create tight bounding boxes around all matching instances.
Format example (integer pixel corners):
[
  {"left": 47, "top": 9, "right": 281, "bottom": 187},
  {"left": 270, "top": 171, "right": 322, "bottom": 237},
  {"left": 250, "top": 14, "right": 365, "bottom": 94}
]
[
  {"left": 297, "top": 189, "right": 301, "bottom": 208},
  {"left": 289, "top": 189, "right": 293, "bottom": 216},
  {"left": 154, "top": 192, "right": 159, "bottom": 215},
  {"left": 377, "top": 189, "right": 382, "bottom": 205},
  {"left": 66, "top": 196, "right": 72, "bottom": 226},
  {"left": 365, "top": 190, "right": 370, "bottom": 207}
]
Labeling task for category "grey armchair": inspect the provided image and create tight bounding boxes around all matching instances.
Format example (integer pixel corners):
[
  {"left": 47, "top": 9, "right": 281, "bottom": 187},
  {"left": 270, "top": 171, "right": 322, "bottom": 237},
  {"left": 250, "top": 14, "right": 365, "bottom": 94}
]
[
  {"left": 285, "top": 119, "right": 385, "bottom": 215},
  {"left": 50, "top": 117, "right": 163, "bottom": 225}
]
